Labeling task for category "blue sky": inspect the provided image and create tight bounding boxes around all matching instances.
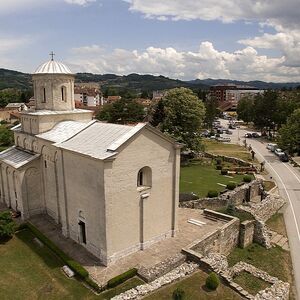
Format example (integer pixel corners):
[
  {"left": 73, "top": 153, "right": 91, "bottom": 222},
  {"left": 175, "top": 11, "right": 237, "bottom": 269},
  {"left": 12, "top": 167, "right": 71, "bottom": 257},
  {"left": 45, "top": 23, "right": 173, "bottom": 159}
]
[{"left": 0, "top": 0, "right": 299, "bottom": 82}]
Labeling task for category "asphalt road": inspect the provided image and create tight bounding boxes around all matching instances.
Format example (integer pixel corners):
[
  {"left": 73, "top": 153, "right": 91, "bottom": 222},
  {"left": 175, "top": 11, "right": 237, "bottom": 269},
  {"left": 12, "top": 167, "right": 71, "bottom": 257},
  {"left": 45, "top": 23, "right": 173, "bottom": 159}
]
[{"left": 220, "top": 119, "right": 300, "bottom": 298}]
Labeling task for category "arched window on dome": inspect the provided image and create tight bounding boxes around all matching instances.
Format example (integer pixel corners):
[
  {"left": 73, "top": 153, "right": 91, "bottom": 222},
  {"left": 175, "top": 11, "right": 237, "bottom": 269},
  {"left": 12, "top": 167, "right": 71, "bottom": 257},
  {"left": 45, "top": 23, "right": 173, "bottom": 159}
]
[
  {"left": 61, "top": 86, "right": 67, "bottom": 102},
  {"left": 137, "top": 166, "right": 152, "bottom": 188}
]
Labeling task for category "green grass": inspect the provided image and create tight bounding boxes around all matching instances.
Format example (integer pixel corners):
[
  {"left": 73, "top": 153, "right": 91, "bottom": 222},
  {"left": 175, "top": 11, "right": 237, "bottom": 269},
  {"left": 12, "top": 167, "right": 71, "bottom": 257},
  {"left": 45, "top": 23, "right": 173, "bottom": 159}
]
[
  {"left": 228, "top": 243, "right": 295, "bottom": 299},
  {"left": 144, "top": 270, "right": 242, "bottom": 300},
  {"left": 263, "top": 180, "right": 276, "bottom": 192},
  {"left": 0, "top": 229, "right": 144, "bottom": 300},
  {"left": 180, "top": 161, "right": 246, "bottom": 198},
  {"left": 203, "top": 140, "right": 252, "bottom": 162},
  {"left": 234, "top": 271, "right": 271, "bottom": 295},
  {"left": 266, "top": 213, "right": 287, "bottom": 237}
]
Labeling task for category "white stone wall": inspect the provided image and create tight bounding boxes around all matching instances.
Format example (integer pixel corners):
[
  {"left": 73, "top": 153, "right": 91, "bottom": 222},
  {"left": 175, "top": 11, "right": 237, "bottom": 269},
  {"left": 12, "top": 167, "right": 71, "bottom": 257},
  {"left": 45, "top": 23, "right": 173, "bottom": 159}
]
[{"left": 104, "top": 128, "right": 179, "bottom": 263}]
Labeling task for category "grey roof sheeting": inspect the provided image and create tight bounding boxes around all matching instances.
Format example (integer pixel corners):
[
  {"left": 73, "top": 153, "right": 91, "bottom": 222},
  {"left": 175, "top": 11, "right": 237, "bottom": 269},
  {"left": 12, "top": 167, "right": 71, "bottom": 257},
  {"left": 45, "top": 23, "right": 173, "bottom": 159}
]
[
  {"left": 0, "top": 147, "right": 40, "bottom": 169},
  {"left": 56, "top": 122, "right": 146, "bottom": 160},
  {"left": 34, "top": 60, "right": 72, "bottom": 74},
  {"left": 37, "top": 120, "right": 96, "bottom": 143}
]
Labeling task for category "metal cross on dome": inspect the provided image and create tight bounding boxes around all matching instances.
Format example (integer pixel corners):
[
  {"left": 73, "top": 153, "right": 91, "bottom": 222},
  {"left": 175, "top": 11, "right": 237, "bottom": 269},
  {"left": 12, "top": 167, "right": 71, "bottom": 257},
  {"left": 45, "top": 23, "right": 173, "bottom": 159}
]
[{"left": 49, "top": 51, "right": 55, "bottom": 61}]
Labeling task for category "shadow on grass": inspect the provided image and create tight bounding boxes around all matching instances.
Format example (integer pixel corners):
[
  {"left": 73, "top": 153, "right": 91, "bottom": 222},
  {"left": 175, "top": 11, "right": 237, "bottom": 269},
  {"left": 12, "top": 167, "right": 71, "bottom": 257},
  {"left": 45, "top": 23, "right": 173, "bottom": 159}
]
[
  {"left": 15, "top": 229, "right": 63, "bottom": 269},
  {"left": 201, "top": 284, "right": 216, "bottom": 293},
  {"left": 0, "top": 235, "right": 13, "bottom": 244}
]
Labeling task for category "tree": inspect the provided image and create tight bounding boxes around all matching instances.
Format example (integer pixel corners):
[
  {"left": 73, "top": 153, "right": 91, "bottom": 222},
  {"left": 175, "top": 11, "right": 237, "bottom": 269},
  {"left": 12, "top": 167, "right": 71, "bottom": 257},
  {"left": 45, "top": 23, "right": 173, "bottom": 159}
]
[
  {"left": 0, "top": 211, "right": 15, "bottom": 240},
  {"left": 0, "top": 126, "right": 14, "bottom": 146},
  {"left": 204, "top": 96, "right": 219, "bottom": 129},
  {"left": 205, "top": 272, "right": 220, "bottom": 291},
  {"left": 96, "top": 99, "right": 145, "bottom": 124},
  {"left": 150, "top": 87, "right": 205, "bottom": 151},
  {"left": 277, "top": 109, "right": 300, "bottom": 155},
  {"left": 237, "top": 96, "right": 254, "bottom": 123}
]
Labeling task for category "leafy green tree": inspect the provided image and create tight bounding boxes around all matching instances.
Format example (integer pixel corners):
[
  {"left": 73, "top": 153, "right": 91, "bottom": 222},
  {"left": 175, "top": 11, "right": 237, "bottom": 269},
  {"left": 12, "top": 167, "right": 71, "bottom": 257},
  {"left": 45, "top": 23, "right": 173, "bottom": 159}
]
[
  {"left": 151, "top": 87, "right": 205, "bottom": 151},
  {"left": 96, "top": 99, "right": 145, "bottom": 124},
  {"left": 204, "top": 96, "right": 219, "bottom": 129},
  {"left": 149, "top": 100, "right": 165, "bottom": 127},
  {"left": 253, "top": 91, "right": 278, "bottom": 132},
  {"left": 0, "top": 211, "right": 15, "bottom": 240},
  {"left": 237, "top": 96, "right": 254, "bottom": 123},
  {"left": 0, "top": 126, "right": 14, "bottom": 146},
  {"left": 277, "top": 109, "right": 300, "bottom": 155}
]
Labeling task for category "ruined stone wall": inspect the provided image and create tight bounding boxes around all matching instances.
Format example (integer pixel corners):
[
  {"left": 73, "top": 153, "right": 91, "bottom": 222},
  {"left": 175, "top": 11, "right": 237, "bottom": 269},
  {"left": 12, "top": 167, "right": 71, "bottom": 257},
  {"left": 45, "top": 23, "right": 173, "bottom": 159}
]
[
  {"left": 203, "top": 152, "right": 251, "bottom": 167},
  {"left": 239, "top": 220, "right": 255, "bottom": 248},
  {"left": 185, "top": 210, "right": 240, "bottom": 257}
]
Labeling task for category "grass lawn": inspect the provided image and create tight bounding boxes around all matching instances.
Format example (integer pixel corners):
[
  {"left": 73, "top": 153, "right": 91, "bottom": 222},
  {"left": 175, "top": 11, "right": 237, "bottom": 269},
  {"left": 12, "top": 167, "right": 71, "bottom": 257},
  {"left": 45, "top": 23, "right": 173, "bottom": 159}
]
[
  {"left": 266, "top": 213, "right": 287, "bottom": 237},
  {"left": 0, "top": 229, "right": 143, "bottom": 300},
  {"left": 203, "top": 140, "right": 253, "bottom": 162},
  {"left": 180, "top": 161, "right": 246, "bottom": 198},
  {"left": 144, "top": 270, "right": 242, "bottom": 300},
  {"left": 228, "top": 243, "right": 295, "bottom": 299},
  {"left": 263, "top": 180, "right": 276, "bottom": 192},
  {"left": 233, "top": 271, "right": 271, "bottom": 295}
]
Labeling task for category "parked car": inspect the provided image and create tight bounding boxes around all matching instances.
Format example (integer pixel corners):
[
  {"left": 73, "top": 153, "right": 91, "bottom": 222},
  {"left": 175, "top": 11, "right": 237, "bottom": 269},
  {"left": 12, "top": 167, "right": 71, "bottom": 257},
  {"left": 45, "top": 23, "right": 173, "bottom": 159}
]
[
  {"left": 216, "top": 137, "right": 231, "bottom": 142},
  {"left": 279, "top": 153, "right": 289, "bottom": 162},
  {"left": 274, "top": 148, "right": 284, "bottom": 156},
  {"left": 269, "top": 144, "right": 278, "bottom": 152},
  {"left": 225, "top": 129, "right": 233, "bottom": 135},
  {"left": 229, "top": 124, "right": 236, "bottom": 129},
  {"left": 251, "top": 132, "right": 261, "bottom": 138},
  {"left": 266, "top": 143, "right": 277, "bottom": 150},
  {"left": 245, "top": 133, "right": 252, "bottom": 138}
]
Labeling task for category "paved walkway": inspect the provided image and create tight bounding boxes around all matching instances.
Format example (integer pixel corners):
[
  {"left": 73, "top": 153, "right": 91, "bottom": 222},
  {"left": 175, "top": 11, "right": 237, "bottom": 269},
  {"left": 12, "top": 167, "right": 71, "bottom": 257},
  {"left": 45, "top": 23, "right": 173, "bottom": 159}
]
[{"left": 30, "top": 208, "right": 224, "bottom": 286}]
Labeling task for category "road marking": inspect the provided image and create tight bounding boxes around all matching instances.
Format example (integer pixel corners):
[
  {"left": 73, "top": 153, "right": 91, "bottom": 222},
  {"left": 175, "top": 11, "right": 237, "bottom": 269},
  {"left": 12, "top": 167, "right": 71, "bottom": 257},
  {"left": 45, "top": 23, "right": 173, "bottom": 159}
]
[{"left": 252, "top": 146, "right": 300, "bottom": 242}]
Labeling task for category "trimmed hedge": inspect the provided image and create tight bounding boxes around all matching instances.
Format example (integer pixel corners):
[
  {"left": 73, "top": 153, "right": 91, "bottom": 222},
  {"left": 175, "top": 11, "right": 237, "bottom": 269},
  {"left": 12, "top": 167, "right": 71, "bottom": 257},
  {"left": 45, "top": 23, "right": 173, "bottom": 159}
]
[
  {"left": 172, "top": 288, "right": 185, "bottom": 300},
  {"left": 226, "top": 182, "right": 236, "bottom": 190},
  {"left": 243, "top": 175, "right": 252, "bottom": 183},
  {"left": 22, "top": 222, "right": 89, "bottom": 279},
  {"left": 207, "top": 190, "right": 218, "bottom": 198},
  {"left": 107, "top": 268, "right": 137, "bottom": 288},
  {"left": 205, "top": 272, "right": 220, "bottom": 291},
  {"left": 220, "top": 169, "right": 228, "bottom": 175}
]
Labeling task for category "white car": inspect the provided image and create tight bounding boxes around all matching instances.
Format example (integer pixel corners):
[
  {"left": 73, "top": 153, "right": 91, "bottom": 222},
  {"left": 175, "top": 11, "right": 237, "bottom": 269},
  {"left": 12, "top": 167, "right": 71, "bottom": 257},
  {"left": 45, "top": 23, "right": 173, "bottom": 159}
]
[
  {"left": 216, "top": 137, "right": 231, "bottom": 142},
  {"left": 274, "top": 148, "right": 284, "bottom": 156},
  {"left": 267, "top": 143, "right": 277, "bottom": 150}
]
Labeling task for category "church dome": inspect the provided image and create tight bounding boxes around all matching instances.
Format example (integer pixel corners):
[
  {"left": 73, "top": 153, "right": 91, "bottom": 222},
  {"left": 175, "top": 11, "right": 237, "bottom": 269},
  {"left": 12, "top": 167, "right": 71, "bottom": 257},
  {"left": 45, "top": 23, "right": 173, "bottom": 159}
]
[{"left": 34, "top": 59, "right": 73, "bottom": 75}]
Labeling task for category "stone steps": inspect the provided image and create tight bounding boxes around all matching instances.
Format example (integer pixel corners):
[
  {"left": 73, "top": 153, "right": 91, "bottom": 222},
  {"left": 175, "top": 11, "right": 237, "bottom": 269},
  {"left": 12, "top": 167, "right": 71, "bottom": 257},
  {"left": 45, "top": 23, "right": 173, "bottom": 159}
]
[{"left": 268, "top": 230, "right": 289, "bottom": 251}]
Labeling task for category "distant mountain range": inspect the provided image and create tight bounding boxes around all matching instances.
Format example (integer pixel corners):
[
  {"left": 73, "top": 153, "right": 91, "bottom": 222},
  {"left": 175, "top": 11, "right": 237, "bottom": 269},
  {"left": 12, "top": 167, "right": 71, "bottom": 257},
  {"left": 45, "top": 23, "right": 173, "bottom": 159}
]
[{"left": 1, "top": 68, "right": 300, "bottom": 92}]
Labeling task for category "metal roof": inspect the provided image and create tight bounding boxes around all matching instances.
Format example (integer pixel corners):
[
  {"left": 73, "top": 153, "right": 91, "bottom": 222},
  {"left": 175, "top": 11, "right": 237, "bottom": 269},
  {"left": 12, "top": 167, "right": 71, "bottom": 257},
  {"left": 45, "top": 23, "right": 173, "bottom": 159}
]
[
  {"left": 34, "top": 60, "right": 72, "bottom": 75},
  {"left": 56, "top": 122, "right": 146, "bottom": 160},
  {"left": 37, "top": 120, "right": 96, "bottom": 143},
  {"left": 0, "top": 147, "right": 40, "bottom": 169}
]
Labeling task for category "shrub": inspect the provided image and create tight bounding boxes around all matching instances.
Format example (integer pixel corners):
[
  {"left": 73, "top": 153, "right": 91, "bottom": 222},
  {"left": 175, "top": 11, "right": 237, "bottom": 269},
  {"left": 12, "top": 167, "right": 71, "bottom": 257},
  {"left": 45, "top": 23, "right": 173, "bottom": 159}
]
[
  {"left": 221, "top": 169, "right": 228, "bottom": 175},
  {"left": 85, "top": 277, "right": 103, "bottom": 293},
  {"left": 0, "top": 211, "right": 16, "bottom": 239},
  {"left": 24, "top": 223, "right": 89, "bottom": 279},
  {"left": 226, "top": 203, "right": 236, "bottom": 215},
  {"left": 226, "top": 182, "right": 236, "bottom": 190},
  {"left": 107, "top": 268, "right": 137, "bottom": 288},
  {"left": 205, "top": 272, "right": 220, "bottom": 291},
  {"left": 216, "top": 165, "right": 222, "bottom": 170},
  {"left": 172, "top": 288, "right": 185, "bottom": 300},
  {"left": 243, "top": 175, "right": 252, "bottom": 183},
  {"left": 207, "top": 190, "right": 218, "bottom": 198},
  {"left": 216, "top": 158, "right": 222, "bottom": 165}
]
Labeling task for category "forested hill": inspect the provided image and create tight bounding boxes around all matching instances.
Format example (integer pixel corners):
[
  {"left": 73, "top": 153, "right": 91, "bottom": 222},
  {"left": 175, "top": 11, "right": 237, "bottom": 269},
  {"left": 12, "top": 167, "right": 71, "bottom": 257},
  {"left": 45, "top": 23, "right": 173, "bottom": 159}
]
[{"left": 1, "top": 67, "right": 300, "bottom": 92}]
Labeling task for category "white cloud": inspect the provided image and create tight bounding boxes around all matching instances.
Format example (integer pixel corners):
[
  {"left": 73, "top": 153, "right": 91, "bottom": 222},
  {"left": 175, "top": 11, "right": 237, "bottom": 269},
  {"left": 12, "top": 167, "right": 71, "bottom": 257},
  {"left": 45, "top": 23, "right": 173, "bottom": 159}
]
[
  {"left": 64, "top": 0, "right": 96, "bottom": 6},
  {"left": 68, "top": 42, "right": 300, "bottom": 82},
  {"left": 0, "top": 36, "right": 32, "bottom": 53}
]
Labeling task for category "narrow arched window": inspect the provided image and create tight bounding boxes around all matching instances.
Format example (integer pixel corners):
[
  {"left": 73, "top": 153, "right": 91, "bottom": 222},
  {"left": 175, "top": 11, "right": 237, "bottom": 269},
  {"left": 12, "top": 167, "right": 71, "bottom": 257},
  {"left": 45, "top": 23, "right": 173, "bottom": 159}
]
[
  {"left": 61, "top": 86, "right": 67, "bottom": 102},
  {"left": 137, "top": 166, "right": 152, "bottom": 188},
  {"left": 42, "top": 87, "right": 46, "bottom": 103}
]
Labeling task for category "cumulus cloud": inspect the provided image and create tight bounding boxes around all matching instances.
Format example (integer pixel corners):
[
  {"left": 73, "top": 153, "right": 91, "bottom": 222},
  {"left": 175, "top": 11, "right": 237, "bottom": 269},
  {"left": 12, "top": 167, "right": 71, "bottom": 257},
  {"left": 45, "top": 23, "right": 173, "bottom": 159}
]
[{"left": 68, "top": 42, "right": 300, "bottom": 82}]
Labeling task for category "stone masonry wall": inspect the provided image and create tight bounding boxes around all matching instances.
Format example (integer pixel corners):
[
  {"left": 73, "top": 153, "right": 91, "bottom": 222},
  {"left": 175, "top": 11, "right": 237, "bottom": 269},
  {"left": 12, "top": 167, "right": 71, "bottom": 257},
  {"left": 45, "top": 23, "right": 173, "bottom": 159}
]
[
  {"left": 184, "top": 210, "right": 240, "bottom": 257},
  {"left": 239, "top": 220, "right": 255, "bottom": 248},
  {"left": 179, "top": 180, "right": 263, "bottom": 210}
]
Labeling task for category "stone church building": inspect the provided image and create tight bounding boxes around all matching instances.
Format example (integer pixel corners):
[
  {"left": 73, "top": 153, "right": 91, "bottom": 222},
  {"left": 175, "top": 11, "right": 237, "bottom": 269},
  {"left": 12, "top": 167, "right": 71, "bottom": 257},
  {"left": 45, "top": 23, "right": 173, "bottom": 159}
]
[{"left": 0, "top": 58, "right": 181, "bottom": 265}]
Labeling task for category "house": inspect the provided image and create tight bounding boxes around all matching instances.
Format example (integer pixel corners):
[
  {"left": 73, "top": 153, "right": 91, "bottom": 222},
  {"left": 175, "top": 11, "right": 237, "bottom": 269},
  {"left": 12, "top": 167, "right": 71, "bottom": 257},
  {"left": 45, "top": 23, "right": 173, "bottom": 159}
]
[
  {"left": 74, "top": 85, "right": 103, "bottom": 107},
  {"left": 0, "top": 57, "right": 181, "bottom": 265},
  {"left": 5, "top": 103, "right": 28, "bottom": 112}
]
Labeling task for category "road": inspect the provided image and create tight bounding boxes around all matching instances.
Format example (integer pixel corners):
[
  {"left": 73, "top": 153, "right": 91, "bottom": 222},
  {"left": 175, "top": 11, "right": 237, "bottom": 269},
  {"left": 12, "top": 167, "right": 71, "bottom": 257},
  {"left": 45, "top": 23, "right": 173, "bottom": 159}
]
[{"left": 220, "top": 119, "right": 300, "bottom": 298}]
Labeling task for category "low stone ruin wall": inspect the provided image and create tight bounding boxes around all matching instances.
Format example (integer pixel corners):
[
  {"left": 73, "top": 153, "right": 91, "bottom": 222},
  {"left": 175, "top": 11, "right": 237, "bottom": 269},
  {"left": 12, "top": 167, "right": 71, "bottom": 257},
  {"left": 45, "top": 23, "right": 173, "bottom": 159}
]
[
  {"left": 137, "top": 253, "right": 186, "bottom": 282},
  {"left": 179, "top": 179, "right": 263, "bottom": 210},
  {"left": 238, "top": 194, "right": 285, "bottom": 222},
  {"left": 203, "top": 152, "right": 251, "bottom": 167},
  {"left": 239, "top": 220, "right": 255, "bottom": 248},
  {"left": 183, "top": 210, "right": 240, "bottom": 257}
]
